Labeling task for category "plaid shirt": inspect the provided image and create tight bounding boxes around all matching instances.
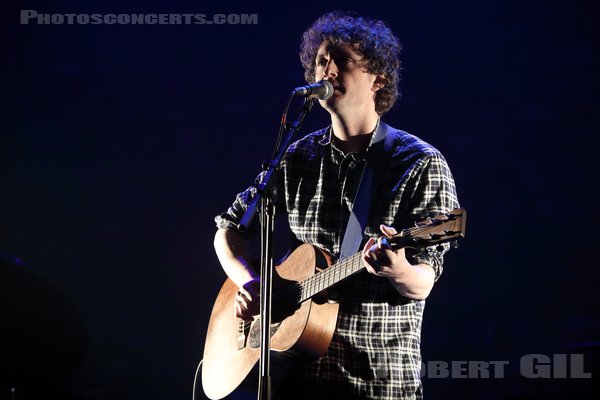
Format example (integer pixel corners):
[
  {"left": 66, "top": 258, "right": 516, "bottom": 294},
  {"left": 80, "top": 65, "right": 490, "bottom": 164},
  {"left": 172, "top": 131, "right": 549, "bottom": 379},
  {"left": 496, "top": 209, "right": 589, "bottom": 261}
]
[{"left": 216, "top": 121, "right": 459, "bottom": 399}]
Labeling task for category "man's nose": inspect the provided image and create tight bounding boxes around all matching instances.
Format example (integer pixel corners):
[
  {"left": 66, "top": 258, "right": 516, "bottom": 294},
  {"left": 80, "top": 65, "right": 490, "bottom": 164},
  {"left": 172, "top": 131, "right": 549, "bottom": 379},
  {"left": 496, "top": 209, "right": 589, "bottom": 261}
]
[{"left": 323, "top": 59, "right": 338, "bottom": 79}]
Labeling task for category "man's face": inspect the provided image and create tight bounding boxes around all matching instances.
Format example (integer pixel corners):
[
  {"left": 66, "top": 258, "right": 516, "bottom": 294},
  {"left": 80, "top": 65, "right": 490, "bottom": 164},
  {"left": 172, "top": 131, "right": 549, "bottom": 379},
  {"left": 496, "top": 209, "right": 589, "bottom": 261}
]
[{"left": 314, "top": 41, "right": 379, "bottom": 115}]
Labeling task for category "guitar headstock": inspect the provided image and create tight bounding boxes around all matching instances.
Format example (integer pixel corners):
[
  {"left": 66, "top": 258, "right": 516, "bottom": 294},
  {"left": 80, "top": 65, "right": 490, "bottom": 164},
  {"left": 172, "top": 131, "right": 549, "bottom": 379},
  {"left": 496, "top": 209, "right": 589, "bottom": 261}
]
[{"left": 387, "top": 208, "right": 466, "bottom": 250}]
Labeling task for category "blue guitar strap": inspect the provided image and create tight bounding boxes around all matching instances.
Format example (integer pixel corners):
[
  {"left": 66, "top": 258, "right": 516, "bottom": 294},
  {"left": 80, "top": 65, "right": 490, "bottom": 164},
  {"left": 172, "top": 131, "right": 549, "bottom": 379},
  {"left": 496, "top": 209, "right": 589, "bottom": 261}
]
[{"left": 338, "top": 120, "right": 390, "bottom": 260}]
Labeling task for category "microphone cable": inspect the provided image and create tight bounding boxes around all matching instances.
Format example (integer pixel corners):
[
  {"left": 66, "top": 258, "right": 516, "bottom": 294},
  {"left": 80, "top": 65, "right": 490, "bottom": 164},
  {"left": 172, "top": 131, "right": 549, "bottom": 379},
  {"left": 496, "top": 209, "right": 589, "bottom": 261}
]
[
  {"left": 271, "top": 91, "right": 296, "bottom": 160},
  {"left": 191, "top": 359, "right": 203, "bottom": 400}
]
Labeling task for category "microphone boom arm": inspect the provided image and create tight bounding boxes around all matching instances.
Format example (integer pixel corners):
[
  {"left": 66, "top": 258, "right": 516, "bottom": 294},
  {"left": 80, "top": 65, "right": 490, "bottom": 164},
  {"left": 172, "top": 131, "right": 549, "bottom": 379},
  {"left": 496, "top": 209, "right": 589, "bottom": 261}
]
[{"left": 238, "top": 97, "right": 314, "bottom": 232}]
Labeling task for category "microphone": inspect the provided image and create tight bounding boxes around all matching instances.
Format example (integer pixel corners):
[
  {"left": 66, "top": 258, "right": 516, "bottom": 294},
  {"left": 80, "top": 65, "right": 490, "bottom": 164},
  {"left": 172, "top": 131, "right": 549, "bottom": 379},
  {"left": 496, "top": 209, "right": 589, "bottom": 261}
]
[{"left": 292, "top": 80, "right": 334, "bottom": 100}]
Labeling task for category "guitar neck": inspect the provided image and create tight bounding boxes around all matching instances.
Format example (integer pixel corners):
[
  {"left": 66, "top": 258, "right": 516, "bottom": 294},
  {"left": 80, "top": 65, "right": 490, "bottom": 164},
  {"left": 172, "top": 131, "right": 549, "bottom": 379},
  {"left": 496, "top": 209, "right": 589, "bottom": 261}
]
[
  {"left": 295, "top": 208, "right": 466, "bottom": 304},
  {"left": 298, "top": 252, "right": 365, "bottom": 303}
]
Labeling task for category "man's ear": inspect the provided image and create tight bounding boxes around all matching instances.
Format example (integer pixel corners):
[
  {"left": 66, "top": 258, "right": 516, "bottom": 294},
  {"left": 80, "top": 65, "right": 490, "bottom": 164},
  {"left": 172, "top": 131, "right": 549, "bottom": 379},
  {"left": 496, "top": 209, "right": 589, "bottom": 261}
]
[{"left": 373, "top": 74, "right": 386, "bottom": 91}]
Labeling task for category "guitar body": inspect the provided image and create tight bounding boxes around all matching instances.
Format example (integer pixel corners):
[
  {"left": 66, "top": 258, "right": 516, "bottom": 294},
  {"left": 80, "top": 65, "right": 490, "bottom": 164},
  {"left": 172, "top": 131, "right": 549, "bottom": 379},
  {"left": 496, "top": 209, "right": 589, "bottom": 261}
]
[
  {"left": 201, "top": 208, "right": 467, "bottom": 399},
  {"left": 202, "top": 243, "right": 340, "bottom": 400}
]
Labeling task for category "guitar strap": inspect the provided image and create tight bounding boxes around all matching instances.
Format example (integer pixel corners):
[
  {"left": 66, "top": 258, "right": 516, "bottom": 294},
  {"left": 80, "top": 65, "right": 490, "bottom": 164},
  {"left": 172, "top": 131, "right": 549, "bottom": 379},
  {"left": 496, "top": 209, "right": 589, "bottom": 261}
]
[{"left": 338, "top": 120, "right": 390, "bottom": 261}]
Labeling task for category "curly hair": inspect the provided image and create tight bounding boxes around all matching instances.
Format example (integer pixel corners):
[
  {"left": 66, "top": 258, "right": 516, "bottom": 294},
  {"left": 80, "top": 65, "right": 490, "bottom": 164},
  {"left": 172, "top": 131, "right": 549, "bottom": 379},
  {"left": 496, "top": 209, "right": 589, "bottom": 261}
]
[{"left": 299, "top": 11, "right": 402, "bottom": 115}]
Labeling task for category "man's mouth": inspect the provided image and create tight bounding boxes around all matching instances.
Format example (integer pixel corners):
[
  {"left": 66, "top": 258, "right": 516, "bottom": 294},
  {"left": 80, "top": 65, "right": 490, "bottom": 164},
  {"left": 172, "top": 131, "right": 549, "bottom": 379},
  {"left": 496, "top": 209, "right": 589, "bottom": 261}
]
[{"left": 330, "top": 83, "right": 342, "bottom": 92}]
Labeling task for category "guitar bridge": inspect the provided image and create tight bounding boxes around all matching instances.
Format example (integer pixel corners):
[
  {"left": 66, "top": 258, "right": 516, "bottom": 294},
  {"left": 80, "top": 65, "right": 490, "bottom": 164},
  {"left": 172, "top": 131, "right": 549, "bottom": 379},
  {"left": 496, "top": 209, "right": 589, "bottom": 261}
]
[{"left": 237, "top": 320, "right": 248, "bottom": 350}]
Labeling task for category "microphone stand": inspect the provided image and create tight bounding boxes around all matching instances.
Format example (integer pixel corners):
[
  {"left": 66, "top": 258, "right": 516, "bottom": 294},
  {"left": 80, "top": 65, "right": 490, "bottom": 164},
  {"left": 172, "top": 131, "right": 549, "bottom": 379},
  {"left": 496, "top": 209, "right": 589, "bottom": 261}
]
[{"left": 238, "top": 97, "right": 314, "bottom": 400}]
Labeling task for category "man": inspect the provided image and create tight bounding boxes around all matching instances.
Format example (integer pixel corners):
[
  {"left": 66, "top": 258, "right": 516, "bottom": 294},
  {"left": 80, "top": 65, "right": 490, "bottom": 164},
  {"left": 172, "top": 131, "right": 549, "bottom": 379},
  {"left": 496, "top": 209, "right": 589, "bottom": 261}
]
[{"left": 214, "top": 11, "right": 459, "bottom": 400}]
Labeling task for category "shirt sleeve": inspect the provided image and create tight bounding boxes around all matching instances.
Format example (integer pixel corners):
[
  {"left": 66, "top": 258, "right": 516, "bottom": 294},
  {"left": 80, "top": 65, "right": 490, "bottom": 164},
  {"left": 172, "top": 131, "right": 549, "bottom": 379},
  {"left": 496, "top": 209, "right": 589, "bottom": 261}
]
[
  {"left": 215, "top": 186, "right": 259, "bottom": 235},
  {"left": 214, "top": 168, "right": 286, "bottom": 239},
  {"left": 403, "top": 153, "right": 460, "bottom": 281}
]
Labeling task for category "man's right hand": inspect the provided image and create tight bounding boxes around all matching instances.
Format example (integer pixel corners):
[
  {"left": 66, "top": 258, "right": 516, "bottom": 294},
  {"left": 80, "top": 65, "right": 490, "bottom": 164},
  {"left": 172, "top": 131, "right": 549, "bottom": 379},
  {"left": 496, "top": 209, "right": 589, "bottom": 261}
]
[{"left": 234, "top": 277, "right": 261, "bottom": 321}]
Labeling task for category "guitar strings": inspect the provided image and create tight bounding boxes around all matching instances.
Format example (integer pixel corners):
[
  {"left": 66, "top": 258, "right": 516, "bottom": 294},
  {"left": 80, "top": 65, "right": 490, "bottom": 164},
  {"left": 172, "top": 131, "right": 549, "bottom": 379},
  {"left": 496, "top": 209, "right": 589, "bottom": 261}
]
[
  {"left": 249, "top": 218, "right": 455, "bottom": 315},
  {"left": 238, "top": 215, "right": 460, "bottom": 353},
  {"left": 268, "top": 223, "right": 439, "bottom": 303},
  {"left": 270, "top": 252, "right": 364, "bottom": 304}
]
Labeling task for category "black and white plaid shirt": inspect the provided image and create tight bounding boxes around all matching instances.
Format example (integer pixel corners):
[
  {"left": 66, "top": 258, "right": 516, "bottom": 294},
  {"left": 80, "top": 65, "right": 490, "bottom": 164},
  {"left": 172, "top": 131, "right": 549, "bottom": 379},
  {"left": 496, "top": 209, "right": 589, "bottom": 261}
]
[{"left": 216, "top": 121, "right": 459, "bottom": 399}]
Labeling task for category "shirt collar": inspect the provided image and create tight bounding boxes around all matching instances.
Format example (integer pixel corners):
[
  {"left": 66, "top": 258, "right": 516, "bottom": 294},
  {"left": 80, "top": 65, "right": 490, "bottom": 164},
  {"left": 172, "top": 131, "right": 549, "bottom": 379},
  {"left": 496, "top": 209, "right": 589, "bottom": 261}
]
[
  {"left": 318, "top": 117, "right": 382, "bottom": 152},
  {"left": 318, "top": 127, "right": 332, "bottom": 146}
]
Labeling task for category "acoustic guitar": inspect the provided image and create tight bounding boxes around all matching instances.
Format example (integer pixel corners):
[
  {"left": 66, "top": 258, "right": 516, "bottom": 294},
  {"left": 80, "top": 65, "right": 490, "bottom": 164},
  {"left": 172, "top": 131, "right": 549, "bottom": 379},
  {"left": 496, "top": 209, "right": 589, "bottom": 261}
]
[{"left": 201, "top": 208, "right": 466, "bottom": 399}]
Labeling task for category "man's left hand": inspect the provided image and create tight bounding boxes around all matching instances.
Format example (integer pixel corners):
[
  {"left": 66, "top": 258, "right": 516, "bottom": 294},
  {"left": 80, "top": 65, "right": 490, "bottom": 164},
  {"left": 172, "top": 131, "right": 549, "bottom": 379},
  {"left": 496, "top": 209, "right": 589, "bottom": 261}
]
[{"left": 362, "top": 224, "right": 411, "bottom": 279}]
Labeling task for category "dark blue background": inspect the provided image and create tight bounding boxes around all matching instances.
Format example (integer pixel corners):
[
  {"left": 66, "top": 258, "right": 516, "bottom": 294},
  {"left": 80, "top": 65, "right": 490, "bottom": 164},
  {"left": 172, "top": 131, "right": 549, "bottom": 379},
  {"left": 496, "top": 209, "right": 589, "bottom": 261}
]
[{"left": 2, "top": 0, "right": 598, "bottom": 399}]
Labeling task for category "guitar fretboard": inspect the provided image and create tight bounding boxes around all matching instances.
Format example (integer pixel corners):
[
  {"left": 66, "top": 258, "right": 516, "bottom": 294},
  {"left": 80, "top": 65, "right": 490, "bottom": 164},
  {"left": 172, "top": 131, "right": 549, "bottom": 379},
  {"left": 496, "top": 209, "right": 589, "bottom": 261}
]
[
  {"left": 297, "top": 252, "right": 366, "bottom": 302},
  {"left": 286, "top": 209, "right": 464, "bottom": 305}
]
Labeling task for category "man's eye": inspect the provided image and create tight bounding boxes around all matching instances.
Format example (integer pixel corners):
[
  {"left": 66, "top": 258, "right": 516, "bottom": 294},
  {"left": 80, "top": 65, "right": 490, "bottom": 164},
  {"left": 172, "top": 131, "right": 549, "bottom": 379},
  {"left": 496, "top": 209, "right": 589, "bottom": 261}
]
[{"left": 316, "top": 58, "right": 328, "bottom": 66}]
